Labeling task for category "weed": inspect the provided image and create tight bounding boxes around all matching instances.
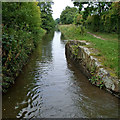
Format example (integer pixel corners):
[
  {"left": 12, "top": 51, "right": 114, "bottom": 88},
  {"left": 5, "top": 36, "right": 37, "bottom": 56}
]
[
  {"left": 89, "top": 75, "right": 104, "bottom": 89},
  {"left": 72, "top": 45, "right": 79, "bottom": 56}
]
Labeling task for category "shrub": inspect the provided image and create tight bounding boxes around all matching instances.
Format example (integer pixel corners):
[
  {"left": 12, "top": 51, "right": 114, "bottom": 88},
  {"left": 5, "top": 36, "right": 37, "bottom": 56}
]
[
  {"left": 86, "top": 2, "right": 119, "bottom": 33},
  {"left": 74, "top": 13, "right": 84, "bottom": 25},
  {"left": 2, "top": 2, "right": 46, "bottom": 93},
  {"left": 86, "top": 15, "right": 100, "bottom": 32}
]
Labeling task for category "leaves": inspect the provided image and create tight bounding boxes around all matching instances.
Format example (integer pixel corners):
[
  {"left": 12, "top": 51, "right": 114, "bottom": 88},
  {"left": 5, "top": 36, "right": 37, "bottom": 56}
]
[
  {"left": 2, "top": 2, "right": 46, "bottom": 92},
  {"left": 85, "top": 2, "right": 119, "bottom": 33},
  {"left": 89, "top": 75, "right": 104, "bottom": 89},
  {"left": 74, "top": 13, "right": 84, "bottom": 25},
  {"left": 60, "top": 6, "right": 77, "bottom": 24},
  {"left": 38, "top": 2, "right": 55, "bottom": 31}
]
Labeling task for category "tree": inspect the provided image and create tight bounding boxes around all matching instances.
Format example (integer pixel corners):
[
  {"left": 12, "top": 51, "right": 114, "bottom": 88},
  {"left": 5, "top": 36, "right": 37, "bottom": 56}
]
[
  {"left": 85, "top": 2, "right": 119, "bottom": 33},
  {"left": 38, "top": 2, "right": 55, "bottom": 31},
  {"left": 72, "top": 1, "right": 88, "bottom": 13},
  {"left": 55, "top": 18, "right": 60, "bottom": 25},
  {"left": 72, "top": 1, "right": 112, "bottom": 20},
  {"left": 60, "top": 6, "right": 77, "bottom": 24},
  {"left": 74, "top": 13, "right": 83, "bottom": 25},
  {"left": 2, "top": 2, "right": 45, "bottom": 92}
]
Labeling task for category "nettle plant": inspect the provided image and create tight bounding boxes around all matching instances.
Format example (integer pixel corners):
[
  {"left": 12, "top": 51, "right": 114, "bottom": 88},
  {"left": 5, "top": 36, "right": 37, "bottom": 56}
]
[{"left": 89, "top": 74, "right": 104, "bottom": 89}]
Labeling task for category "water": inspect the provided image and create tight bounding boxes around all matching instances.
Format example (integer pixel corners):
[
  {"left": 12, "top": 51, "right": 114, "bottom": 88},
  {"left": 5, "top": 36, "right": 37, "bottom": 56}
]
[{"left": 2, "top": 31, "right": 119, "bottom": 118}]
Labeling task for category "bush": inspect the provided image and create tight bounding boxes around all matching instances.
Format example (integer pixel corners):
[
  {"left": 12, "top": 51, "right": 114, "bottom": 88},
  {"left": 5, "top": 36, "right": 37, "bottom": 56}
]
[
  {"left": 102, "top": 2, "right": 119, "bottom": 33},
  {"left": 86, "top": 2, "right": 119, "bottom": 33},
  {"left": 60, "top": 6, "right": 77, "bottom": 24},
  {"left": 2, "top": 2, "right": 46, "bottom": 93},
  {"left": 75, "top": 25, "right": 86, "bottom": 35},
  {"left": 74, "top": 13, "right": 84, "bottom": 25},
  {"left": 86, "top": 15, "right": 100, "bottom": 32},
  {"left": 38, "top": 2, "right": 55, "bottom": 31}
]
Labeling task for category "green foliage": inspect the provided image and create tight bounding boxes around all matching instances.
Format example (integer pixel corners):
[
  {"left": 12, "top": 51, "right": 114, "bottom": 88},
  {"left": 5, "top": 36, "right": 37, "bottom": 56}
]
[
  {"left": 59, "top": 25, "right": 118, "bottom": 77},
  {"left": 85, "top": 2, "right": 119, "bottom": 33},
  {"left": 89, "top": 75, "right": 104, "bottom": 89},
  {"left": 72, "top": 45, "right": 79, "bottom": 55},
  {"left": 86, "top": 15, "right": 100, "bottom": 32},
  {"left": 73, "top": 2, "right": 88, "bottom": 13},
  {"left": 75, "top": 25, "right": 86, "bottom": 35},
  {"left": 55, "top": 18, "right": 60, "bottom": 25},
  {"left": 2, "top": 2, "right": 46, "bottom": 92},
  {"left": 72, "top": 1, "right": 112, "bottom": 19},
  {"left": 72, "top": 1, "right": 118, "bottom": 33},
  {"left": 73, "top": 13, "right": 84, "bottom": 25},
  {"left": 61, "top": 2, "right": 118, "bottom": 33},
  {"left": 101, "top": 2, "right": 119, "bottom": 33},
  {"left": 59, "top": 25, "right": 86, "bottom": 38},
  {"left": 60, "top": 6, "right": 77, "bottom": 24},
  {"left": 38, "top": 2, "right": 55, "bottom": 31}
]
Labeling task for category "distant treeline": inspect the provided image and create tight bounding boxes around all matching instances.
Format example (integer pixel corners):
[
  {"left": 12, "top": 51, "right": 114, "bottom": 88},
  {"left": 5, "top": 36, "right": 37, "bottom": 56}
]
[
  {"left": 58, "top": 2, "right": 119, "bottom": 33},
  {"left": 2, "top": 2, "right": 55, "bottom": 93}
]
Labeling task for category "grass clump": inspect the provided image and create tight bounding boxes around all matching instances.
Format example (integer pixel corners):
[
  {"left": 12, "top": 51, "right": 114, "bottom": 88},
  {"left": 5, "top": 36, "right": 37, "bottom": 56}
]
[{"left": 59, "top": 24, "right": 86, "bottom": 40}]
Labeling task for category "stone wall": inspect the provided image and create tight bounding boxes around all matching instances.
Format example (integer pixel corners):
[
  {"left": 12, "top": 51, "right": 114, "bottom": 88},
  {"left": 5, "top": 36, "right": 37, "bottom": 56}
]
[{"left": 65, "top": 40, "right": 120, "bottom": 98}]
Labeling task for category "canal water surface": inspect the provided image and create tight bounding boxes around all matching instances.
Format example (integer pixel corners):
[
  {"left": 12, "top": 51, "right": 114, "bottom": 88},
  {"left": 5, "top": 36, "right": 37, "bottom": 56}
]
[{"left": 2, "top": 31, "right": 119, "bottom": 118}]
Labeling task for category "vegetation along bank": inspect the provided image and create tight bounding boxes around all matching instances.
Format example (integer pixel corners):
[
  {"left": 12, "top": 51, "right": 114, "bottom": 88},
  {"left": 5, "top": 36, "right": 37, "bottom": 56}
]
[
  {"left": 58, "top": 1, "right": 120, "bottom": 97},
  {"left": 2, "top": 2, "right": 55, "bottom": 93}
]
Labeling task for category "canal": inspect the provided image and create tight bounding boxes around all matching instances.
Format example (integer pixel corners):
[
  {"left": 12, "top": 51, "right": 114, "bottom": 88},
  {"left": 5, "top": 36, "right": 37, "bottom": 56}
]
[{"left": 2, "top": 31, "right": 119, "bottom": 118}]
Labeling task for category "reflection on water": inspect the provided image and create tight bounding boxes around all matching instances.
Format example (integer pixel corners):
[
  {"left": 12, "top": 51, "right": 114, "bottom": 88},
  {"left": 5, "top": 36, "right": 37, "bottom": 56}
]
[{"left": 2, "top": 31, "right": 119, "bottom": 118}]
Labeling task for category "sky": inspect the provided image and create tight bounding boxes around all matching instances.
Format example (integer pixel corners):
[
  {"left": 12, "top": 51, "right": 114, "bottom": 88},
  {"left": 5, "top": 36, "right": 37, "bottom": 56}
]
[{"left": 51, "top": 0, "right": 74, "bottom": 20}]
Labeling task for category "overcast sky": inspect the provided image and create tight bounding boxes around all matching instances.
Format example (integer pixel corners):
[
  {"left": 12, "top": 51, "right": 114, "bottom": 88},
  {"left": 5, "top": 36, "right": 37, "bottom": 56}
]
[{"left": 51, "top": 0, "right": 74, "bottom": 20}]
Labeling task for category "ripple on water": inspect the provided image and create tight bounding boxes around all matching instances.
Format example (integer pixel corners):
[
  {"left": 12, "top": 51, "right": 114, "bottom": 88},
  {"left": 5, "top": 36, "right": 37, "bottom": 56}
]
[{"left": 2, "top": 31, "right": 119, "bottom": 118}]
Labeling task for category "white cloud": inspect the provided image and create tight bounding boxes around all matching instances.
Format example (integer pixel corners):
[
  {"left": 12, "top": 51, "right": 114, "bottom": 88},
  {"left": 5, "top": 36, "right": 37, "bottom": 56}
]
[{"left": 52, "top": 0, "right": 74, "bottom": 20}]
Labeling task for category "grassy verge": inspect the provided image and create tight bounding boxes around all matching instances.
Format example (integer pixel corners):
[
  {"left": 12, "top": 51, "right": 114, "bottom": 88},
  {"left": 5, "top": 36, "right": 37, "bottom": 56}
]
[
  {"left": 59, "top": 24, "right": 118, "bottom": 77},
  {"left": 86, "top": 29, "right": 118, "bottom": 41}
]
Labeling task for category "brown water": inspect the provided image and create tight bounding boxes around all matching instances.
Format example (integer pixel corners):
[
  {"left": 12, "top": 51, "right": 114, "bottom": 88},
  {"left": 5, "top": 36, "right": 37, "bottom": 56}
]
[{"left": 2, "top": 31, "right": 119, "bottom": 118}]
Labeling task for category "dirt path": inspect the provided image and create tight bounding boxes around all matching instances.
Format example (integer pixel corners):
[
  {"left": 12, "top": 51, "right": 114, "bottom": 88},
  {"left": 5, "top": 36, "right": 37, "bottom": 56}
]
[{"left": 87, "top": 32, "right": 105, "bottom": 40}]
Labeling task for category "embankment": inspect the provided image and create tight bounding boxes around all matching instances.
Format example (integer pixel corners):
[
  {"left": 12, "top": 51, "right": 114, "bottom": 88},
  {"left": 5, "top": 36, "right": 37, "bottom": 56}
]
[
  {"left": 2, "top": 30, "right": 46, "bottom": 93},
  {"left": 65, "top": 40, "right": 120, "bottom": 98},
  {"left": 2, "top": 2, "right": 47, "bottom": 93}
]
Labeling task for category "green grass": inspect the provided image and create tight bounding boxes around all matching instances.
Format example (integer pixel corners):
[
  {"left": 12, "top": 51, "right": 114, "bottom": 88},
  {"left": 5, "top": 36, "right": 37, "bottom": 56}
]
[
  {"left": 59, "top": 24, "right": 118, "bottom": 77},
  {"left": 87, "top": 29, "right": 118, "bottom": 41}
]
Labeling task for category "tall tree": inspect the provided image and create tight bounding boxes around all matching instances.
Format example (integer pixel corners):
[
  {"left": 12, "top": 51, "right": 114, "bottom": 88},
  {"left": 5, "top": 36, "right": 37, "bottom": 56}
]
[
  {"left": 2, "top": 2, "right": 45, "bottom": 92},
  {"left": 72, "top": 1, "right": 112, "bottom": 20},
  {"left": 60, "top": 6, "right": 77, "bottom": 24},
  {"left": 55, "top": 18, "right": 60, "bottom": 25},
  {"left": 38, "top": 2, "right": 55, "bottom": 31}
]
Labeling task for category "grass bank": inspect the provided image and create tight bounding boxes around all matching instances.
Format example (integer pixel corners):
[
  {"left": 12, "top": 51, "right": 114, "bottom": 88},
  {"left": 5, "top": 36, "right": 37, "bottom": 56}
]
[
  {"left": 87, "top": 29, "right": 118, "bottom": 42},
  {"left": 59, "top": 24, "right": 118, "bottom": 77}
]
